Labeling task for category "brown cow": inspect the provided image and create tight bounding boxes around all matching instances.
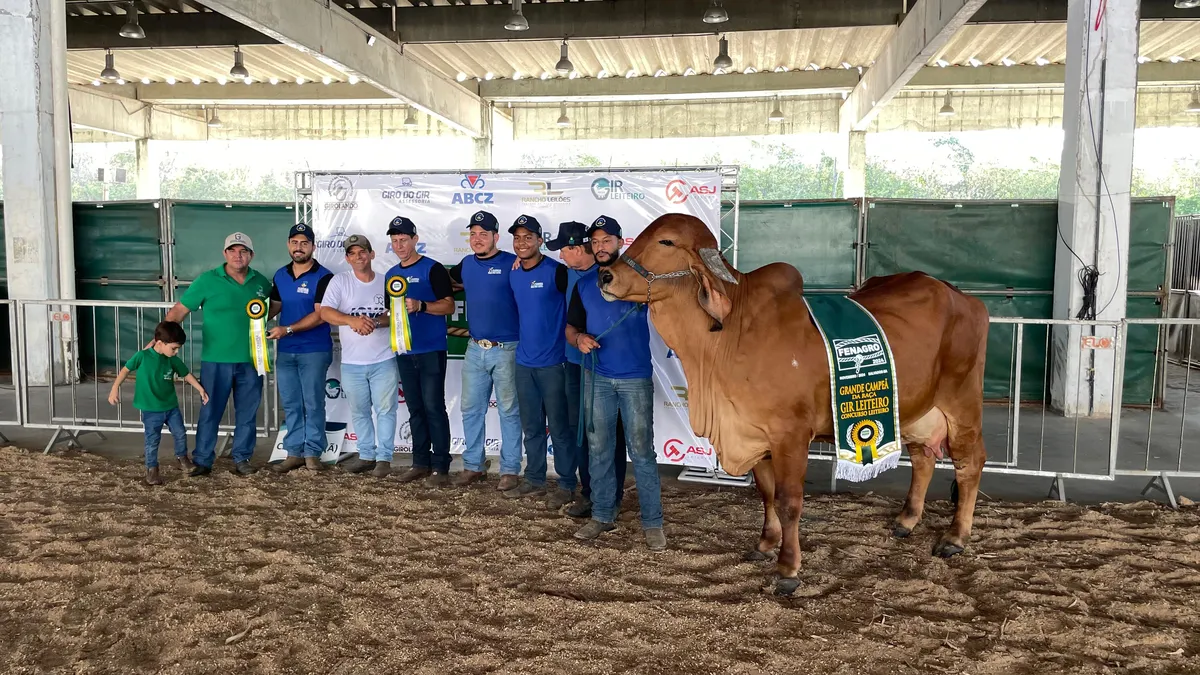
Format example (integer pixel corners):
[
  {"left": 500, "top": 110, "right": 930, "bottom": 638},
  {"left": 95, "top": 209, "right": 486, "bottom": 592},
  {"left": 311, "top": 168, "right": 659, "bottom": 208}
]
[{"left": 595, "top": 213, "right": 989, "bottom": 595}]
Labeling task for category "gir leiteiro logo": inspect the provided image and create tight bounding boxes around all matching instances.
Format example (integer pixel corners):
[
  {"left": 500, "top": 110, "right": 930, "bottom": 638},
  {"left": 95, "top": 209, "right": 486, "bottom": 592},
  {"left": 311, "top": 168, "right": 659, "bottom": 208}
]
[{"left": 325, "top": 378, "right": 344, "bottom": 399}]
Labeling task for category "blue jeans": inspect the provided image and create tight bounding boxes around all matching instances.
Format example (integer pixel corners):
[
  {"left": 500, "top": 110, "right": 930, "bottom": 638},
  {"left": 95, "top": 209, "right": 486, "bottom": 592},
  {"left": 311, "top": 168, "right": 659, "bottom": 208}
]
[
  {"left": 461, "top": 340, "right": 522, "bottom": 474},
  {"left": 397, "top": 350, "right": 451, "bottom": 473},
  {"left": 342, "top": 358, "right": 400, "bottom": 463},
  {"left": 584, "top": 371, "right": 661, "bottom": 528},
  {"left": 142, "top": 407, "right": 187, "bottom": 469},
  {"left": 565, "top": 363, "right": 625, "bottom": 501},
  {"left": 515, "top": 362, "right": 577, "bottom": 490},
  {"left": 194, "top": 361, "right": 263, "bottom": 468},
  {"left": 276, "top": 351, "right": 333, "bottom": 458}
]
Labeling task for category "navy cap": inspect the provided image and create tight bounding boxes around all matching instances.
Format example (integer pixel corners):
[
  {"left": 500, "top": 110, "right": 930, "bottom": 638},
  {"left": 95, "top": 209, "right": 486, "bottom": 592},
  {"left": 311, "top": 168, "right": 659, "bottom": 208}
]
[
  {"left": 387, "top": 216, "right": 417, "bottom": 237},
  {"left": 546, "top": 221, "right": 588, "bottom": 251},
  {"left": 508, "top": 214, "right": 543, "bottom": 237},
  {"left": 586, "top": 215, "right": 622, "bottom": 238},
  {"left": 466, "top": 210, "right": 499, "bottom": 232},
  {"left": 288, "top": 222, "right": 314, "bottom": 242}
]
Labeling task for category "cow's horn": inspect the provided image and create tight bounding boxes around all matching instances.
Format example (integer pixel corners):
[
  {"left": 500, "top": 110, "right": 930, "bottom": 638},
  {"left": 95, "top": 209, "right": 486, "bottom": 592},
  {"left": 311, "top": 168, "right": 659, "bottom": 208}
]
[{"left": 699, "top": 248, "right": 738, "bottom": 284}]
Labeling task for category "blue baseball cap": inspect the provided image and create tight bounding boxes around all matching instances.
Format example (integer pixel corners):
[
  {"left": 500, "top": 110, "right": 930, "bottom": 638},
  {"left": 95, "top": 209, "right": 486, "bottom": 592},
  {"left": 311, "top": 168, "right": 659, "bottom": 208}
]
[
  {"left": 508, "top": 214, "right": 543, "bottom": 237},
  {"left": 387, "top": 216, "right": 417, "bottom": 237},
  {"left": 586, "top": 215, "right": 622, "bottom": 238},
  {"left": 467, "top": 210, "right": 499, "bottom": 232},
  {"left": 546, "top": 221, "right": 588, "bottom": 251},
  {"left": 287, "top": 222, "right": 313, "bottom": 242}
]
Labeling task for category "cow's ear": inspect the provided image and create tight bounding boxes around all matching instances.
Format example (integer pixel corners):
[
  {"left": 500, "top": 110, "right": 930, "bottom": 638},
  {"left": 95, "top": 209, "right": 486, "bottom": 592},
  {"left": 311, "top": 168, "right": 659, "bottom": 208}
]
[{"left": 693, "top": 266, "right": 731, "bottom": 331}]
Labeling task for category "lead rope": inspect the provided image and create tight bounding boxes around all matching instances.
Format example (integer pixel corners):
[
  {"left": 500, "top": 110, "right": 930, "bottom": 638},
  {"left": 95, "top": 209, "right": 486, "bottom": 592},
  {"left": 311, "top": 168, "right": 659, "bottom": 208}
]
[{"left": 577, "top": 302, "right": 643, "bottom": 447}]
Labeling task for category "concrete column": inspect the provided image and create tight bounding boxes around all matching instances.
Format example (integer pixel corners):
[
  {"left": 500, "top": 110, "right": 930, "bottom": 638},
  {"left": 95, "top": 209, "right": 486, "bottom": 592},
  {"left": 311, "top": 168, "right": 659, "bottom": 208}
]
[
  {"left": 1, "top": 0, "right": 70, "bottom": 387},
  {"left": 473, "top": 101, "right": 494, "bottom": 169},
  {"left": 842, "top": 131, "right": 867, "bottom": 199},
  {"left": 1050, "top": 0, "right": 1139, "bottom": 417},
  {"left": 135, "top": 138, "right": 160, "bottom": 199}
]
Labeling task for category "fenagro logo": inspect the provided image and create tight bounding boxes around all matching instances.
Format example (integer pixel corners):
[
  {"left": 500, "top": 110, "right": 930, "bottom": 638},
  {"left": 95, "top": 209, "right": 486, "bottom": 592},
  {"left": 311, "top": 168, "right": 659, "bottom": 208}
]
[
  {"left": 664, "top": 385, "right": 688, "bottom": 408},
  {"left": 591, "top": 177, "right": 645, "bottom": 201},
  {"left": 833, "top": 335, "right": 886, "bottom": 374},
  {"left": 662, "top": 438, "right": 713, "bottom": 463},
  {"left": 665, "top": 179, "right": 718, "bottom": 205},
  {"left": 522, "top": 180, "right": 571, "bottom": 205},
  {"left": 453, "top": 173, "right": 494, "bottom": 205},
  {"left": 327, "top": 175, "right": 358, "bottom": 210}
]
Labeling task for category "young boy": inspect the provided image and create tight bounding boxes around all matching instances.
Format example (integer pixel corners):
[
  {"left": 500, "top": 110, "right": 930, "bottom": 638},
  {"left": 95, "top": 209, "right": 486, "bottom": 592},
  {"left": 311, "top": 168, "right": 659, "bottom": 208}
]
[{"left": 108, "top": 321, "right": 209, "bottom": 485}]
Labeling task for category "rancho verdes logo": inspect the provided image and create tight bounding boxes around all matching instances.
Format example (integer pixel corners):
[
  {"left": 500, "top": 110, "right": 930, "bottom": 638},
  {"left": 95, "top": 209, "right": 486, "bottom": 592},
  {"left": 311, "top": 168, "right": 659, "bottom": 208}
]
[
  {"left": 327, "top": 175, "right": 357, "bottom": 210},
  {"left": 522, "top": 180, "right": 571, "bottom": 205},
  {"left": 591, "top": 177, "right": 646, "bottom": 201},
  {"left": 832, "top": 335, "right": 887, "bottom": 375},
  {"left": 665, "top": 178, "right": 718, "bottom": 205},
  {"left": 453, "top": 173, "right": 494, "bottom": 205}
]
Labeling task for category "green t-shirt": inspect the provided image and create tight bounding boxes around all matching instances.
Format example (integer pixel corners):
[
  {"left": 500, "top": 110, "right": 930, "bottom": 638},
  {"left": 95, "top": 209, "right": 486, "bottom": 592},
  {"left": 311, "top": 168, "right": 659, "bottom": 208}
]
[
  {"left": 126, "top": 348, "right": 190, "bottom": 412},
  {"left": 180, "top": 264, "right": 272, "bottom": 363}
]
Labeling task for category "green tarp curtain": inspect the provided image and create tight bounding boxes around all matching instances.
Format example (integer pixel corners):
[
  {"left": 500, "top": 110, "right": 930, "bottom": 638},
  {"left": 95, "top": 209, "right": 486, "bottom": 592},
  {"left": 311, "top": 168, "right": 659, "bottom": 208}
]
[{"left": 170, "top": 202, "right": 295, "bottom": 283}]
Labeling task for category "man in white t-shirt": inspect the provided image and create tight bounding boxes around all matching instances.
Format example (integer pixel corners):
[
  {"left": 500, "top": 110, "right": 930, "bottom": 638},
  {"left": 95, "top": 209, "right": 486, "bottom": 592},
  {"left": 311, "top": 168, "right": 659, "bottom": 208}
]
[{"left": 316, "top": 234, "right": 399, "bottom": 478}]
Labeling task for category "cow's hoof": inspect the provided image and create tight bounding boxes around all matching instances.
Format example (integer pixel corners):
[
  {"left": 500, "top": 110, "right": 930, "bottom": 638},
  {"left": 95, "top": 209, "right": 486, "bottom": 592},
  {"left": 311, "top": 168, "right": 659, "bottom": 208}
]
[
  {"left": 932, "top": 540, "right": 965, "bottom": 558},
  {"left": 892, "top": 523, "right": 913, "bottom": 538},
  {"left": 743, "top": 548, "right": 768, "bottom": 561},
  {"left": 773, "top": 577, "right": 801, "bottom": 596}
]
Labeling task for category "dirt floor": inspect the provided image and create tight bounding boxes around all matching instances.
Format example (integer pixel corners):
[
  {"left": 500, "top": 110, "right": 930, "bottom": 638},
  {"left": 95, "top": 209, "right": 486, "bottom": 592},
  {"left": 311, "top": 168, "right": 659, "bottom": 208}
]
[{"left": 1, "top": 446, "right": 1199, "bottom": 675}]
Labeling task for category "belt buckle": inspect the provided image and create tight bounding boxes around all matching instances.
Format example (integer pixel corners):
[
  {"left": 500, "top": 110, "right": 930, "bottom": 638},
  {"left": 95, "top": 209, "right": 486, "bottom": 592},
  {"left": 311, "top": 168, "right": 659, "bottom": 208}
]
[{"left": 478, "top": 339, "right": 494, "bottom": 349}]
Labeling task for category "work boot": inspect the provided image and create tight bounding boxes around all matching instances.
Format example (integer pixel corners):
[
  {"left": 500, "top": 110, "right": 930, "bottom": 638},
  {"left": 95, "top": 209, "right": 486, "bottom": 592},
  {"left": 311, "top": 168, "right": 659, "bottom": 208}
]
[
  {"left": 305, "top": 457, "right": 327, "bottom": 472},
  {"left": 233, "top": 462, "right": 258, "bottom": 476},
  {"left": 644, "top": 527, "right": 667, "bottom": 552},
  {"left": 396, "top": 466, "right": 432, "bottom": 484},
  {"left": 145, "top": 467, "right": 164, "bottom": 486},
  {"left": 451, "top": 459, "right": 491, "bottom": 487},
  {"left": 341, "top": 457, "right": 377, "bottom": 474},
  {"left": 573, "top": 519, "right": 616, "bottom": 541},
  {"left": 426, "top": 471, "right": 450, "bottom": 488},
  {"left": 496, "top": 474, "right": 521, "bottom": 492},
  {"left": 547, "top": 488, "right": 575, "bottom": 510},
  {"left": 566, "top": 497, "right": 592, "bottom": 519},
  {"left": 189, "top": 465, "right": 212, "bottom": 477},
  {"left": 371, "top": 461, "right": 392, "bottom": 478},
  {"left": 176, "top": 455, "right": 194, "bottom": 472},
  {"left": 503, "top": 480, "right": 547, "bottom": 500},
  {"left": 271, "top": 456, "right": 306, "bottom": 474}
]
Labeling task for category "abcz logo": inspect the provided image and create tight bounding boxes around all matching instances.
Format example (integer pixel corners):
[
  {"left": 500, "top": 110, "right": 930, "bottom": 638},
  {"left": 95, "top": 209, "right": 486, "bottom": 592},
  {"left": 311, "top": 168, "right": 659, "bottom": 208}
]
[{"left": 454, "top": 174, "right": 494, "bottom": 205}]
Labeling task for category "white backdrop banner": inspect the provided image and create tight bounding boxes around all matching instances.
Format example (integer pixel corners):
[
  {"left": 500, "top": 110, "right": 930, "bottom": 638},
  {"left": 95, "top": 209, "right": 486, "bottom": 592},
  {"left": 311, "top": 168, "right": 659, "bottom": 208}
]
[{"left": 274, "top": 170, "right": 722, "bottom": 470}]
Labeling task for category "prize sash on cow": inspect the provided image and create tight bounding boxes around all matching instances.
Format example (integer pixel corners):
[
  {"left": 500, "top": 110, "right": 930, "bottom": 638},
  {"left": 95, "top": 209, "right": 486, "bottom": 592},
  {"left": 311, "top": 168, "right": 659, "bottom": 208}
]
[
  {"left": 246, "top": 298, "right": 271, "bottom": 376},
  {"left": 385, "top": 275, "right": 413, "bottom": 354},
  {"left": 804, "top": 295, "right": 902, "bottom": 482}
]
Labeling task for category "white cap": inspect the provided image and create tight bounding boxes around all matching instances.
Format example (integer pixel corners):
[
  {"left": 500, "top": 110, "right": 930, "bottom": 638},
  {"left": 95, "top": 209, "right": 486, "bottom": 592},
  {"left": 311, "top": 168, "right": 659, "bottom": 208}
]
[{"left": 223, "top": 232, "right": 254, "bottom": 252}]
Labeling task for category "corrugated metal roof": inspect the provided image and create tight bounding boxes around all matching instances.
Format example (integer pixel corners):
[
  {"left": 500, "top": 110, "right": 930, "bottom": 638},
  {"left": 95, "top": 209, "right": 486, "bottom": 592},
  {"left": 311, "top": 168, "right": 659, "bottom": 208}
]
[{"left": 67, "top": 21, "right": 1200, "bottom": 87}]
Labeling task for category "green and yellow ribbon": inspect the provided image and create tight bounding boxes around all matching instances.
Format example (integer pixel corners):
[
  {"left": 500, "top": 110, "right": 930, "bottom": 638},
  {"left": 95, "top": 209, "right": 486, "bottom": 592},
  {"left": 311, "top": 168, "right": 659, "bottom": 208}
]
[
  {"left": 386, "top": 275, "right": 413, "bottom": 354},
  {"left": 247, "top": 298, "right": 271, "bottom": 375}
]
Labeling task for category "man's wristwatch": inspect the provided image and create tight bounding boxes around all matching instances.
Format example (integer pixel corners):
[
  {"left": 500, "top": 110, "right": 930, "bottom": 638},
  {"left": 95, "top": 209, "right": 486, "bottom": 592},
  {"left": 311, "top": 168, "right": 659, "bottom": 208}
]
[
  {"left": 419, "top": 300, "right": 427, "bottom": 313},
  {"left": 285, "top": 325, "right": 294, "bottom": 336}
]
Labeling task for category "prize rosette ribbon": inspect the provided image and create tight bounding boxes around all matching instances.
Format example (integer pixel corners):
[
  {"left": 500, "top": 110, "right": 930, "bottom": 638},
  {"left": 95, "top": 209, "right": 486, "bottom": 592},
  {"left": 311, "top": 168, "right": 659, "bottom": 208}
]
[
  {"left": 246, "top": 298, "right": 271, "bottom": 376},
  {"left": 386, "top": 275, "right": 413, "bottom": 354}
]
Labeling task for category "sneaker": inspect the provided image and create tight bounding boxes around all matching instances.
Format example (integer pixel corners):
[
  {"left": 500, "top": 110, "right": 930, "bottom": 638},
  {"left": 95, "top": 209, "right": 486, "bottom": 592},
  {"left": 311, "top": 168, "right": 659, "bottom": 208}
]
[
  {"left": 189, "top": 465, "right": 212, "bottom": 477},
  {"left": 496, "top": 474, "right": 520, "bottom": 491},
  {"left": 271, "top": 456, "right": 306, "bottom": 474},
  {"left": 176, "top": 455, "right": 195, "bottom": 472},
  {"left": 145, "top": 467, "right": 164, "bottom": 486},
  {"left": 304, "top": 457, "right": 327, "bottom": 472},
  {"left": 565, "top": 498, "right": 592, "bottom": 519},
  {"left": 547, "top": 488, "right": 575, "bottom": 510},
  {"left": 396, "top": 466, "right": 432, "bottom": 484},
  {"left": 573, "top": 519, "right": 616, "bottom": 541},
  {"left": 233, "top": 462, "right": 258, "bottom": 476},
  {"left": 425, "top": 471, "right": 450, "bottom": 488},
  {"left": 341, "top": 457, "right": 377, "bottom": 474},
  {"left": 644, "top": 527, "right": 667, "bottom": 552},
  {"left": 503, "top": 481, "right": 547, "bottom": 500},
  {"left": 371, "top": 461, "right": 392, "bottom": 478}
]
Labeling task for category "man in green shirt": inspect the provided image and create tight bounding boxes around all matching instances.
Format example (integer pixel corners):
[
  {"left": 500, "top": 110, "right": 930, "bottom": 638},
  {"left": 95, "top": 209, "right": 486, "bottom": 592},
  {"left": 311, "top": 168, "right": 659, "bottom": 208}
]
[{"left": 165, "top": 232, "right": 272, "bottom": 477}]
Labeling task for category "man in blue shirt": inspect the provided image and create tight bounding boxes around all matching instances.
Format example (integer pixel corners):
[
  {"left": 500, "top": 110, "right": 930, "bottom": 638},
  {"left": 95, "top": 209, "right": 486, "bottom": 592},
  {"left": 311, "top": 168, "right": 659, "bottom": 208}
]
[
  {"left": 566, "top": 215, "right": 666, "bottom": 552},
  {"left": 448, "top": 210, "right": 523, "bottom": 490},
  {"left": 384, "top": 217, "right": 457, "bottom": 487},
  {"left": 268, "top": 222, "right": 335, "bottom": 473},
  {"left": 505, "top": 215, "right": 578, "bottom": 508},
  {"left": 547, "top": 221, "right": 627, "bottom": 519}
]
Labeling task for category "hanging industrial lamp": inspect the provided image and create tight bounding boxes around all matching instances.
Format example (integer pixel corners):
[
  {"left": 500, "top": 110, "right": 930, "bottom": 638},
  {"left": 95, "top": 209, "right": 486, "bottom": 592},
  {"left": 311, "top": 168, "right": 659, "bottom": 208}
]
[
  {"left": 712, "top": 35, "right": 733, "bottom": 72},
  {"left": 703, "top": 0, "right": 729, "bottom": 24},
  {"left": 119, "top": 3, "right": 145, "bottom": 39},
  {"left": 557, "top": 102, "right": 571, "bottom": 127},
  {"left": 939, "top": 91, "right": 956, "bottom": 116},
  {"left": 505, "top": 0, "right": 529, "bottom": 31},
  {"left": 100, "top": 49, "right": 121, "bottom": 81},
  {"left": 229, "top": 46, "right": 250, "bottom": 80},
  {"left": 555, "top": 40, "right": 574, "bottom": 74}
]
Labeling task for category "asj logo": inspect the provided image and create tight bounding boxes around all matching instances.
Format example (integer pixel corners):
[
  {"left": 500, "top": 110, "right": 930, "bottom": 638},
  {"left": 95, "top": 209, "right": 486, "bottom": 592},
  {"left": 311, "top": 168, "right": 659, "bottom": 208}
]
[
  {"left": 662, "top": 438, "right": 714, "bottom": 463},
  {"left": 328, "top": 175, "right": 357, "bottom": 210},
  {"left": 522, "top": 180, "right": 570, "bottom": 204},
  {"left": 453, "top": 173, "right": 494, "bottom": 205},
  {"left": 665, "top": 179, "right": 718, "bottom": 205},
  {"left": 591, "top": 177, "right": 646, "bottom": 201}
]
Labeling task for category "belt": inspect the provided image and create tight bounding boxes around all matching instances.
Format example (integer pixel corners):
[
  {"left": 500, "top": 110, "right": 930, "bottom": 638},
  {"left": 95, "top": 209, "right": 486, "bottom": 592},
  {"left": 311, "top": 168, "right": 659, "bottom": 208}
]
[{"left": 472, "top": 338, "right": 506, "bottom": 349}]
